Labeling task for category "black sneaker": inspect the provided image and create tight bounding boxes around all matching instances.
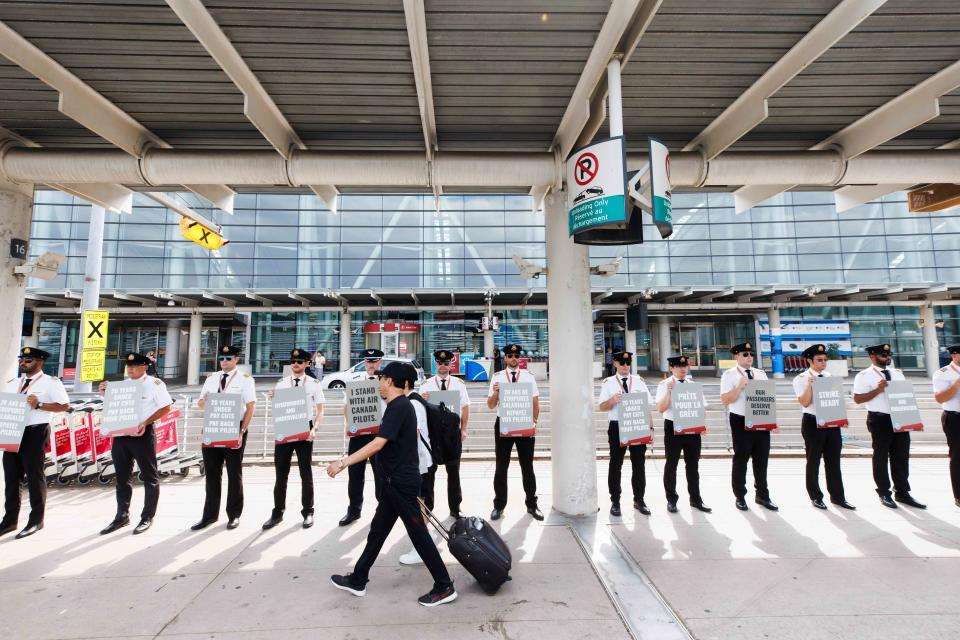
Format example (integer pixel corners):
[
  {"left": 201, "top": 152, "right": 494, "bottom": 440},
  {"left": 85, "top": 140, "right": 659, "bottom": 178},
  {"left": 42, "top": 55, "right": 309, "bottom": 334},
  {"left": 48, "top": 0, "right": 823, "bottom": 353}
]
[
  {"left": 418, "top": 584, "right": 458, "bottom": 607},
  {"left": 330, "top": 574, "right": 366, "bottom": 597}
]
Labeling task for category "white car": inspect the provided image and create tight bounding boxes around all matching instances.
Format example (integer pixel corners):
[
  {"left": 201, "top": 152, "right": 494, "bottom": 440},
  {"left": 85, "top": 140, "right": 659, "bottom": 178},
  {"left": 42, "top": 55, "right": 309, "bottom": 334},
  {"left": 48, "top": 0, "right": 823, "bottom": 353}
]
[{"left": 320, "top": 357, "right": 425, "bottom": 389}]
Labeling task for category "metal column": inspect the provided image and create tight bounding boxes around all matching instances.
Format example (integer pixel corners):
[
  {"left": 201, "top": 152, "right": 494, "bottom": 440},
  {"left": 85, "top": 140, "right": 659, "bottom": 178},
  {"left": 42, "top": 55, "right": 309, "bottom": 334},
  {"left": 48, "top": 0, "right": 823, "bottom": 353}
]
[
  {"left": 73, "top": 204, "right": 104, "bottom": 393},
  {"left": 187, "top": 311, "right": 202, "bottom": 385},
  {"left": 0, "top": 180, "right": 34, "bottom": 382},
  {"left": 339, "top": 310, "right": 352, "bottom": 370},
  {"left": 921, "top": 304, "right": 940, "bottom": 377},
  {"left": 768, "top": 307, "right": 785, "bottom": 378}
]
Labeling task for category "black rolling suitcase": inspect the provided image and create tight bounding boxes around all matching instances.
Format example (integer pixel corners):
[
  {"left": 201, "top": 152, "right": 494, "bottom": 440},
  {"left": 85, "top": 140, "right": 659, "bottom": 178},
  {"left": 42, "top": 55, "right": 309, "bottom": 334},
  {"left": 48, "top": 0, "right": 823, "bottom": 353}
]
[{"left": 421, "top": 501, "right": 512, "bottom": 594}]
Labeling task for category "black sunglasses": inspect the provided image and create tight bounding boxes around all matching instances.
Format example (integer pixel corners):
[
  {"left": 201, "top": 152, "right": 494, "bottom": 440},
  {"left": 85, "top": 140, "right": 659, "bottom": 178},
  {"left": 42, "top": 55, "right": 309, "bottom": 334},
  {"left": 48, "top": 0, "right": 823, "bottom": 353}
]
[
  {"left": 290, "top": 359, "right": 307, "bottom": 365},
  {"left": 218, "top": 355, "right": 235, "bottom": 361},
  {"left": 18, "top": 358, "right": 36, "bottom": 363}
]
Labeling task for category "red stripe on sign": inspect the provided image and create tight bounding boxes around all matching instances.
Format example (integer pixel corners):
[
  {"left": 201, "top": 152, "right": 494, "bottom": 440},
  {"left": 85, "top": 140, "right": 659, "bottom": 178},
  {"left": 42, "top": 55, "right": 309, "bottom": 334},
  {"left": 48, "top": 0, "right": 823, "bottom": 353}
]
[
  {"left": 275, "top": 432, "right": 312, "bottom": 444},
  {"left": 818, "top": 419, "right": 849, "bottom": 429},
  {"left": 746, "top": 423, "right": 777, "bottom": 431},
  {"left": 501, "top": 428, "right": 536, "bottom": 438},
  {"left": 202, "top": 438, "right": 242, "bottom": 448},
  {"left": 621, "top": 435, "right": 653, "bottom": 446},
  {"left": 347, "top": 425, "right": 380, "bottom": 437},
  {"left": 893, "top": 423, "right": 924, "bottom": 433},
  {"left": 676, "top": 425, "right": 706, "bottom": 434}
]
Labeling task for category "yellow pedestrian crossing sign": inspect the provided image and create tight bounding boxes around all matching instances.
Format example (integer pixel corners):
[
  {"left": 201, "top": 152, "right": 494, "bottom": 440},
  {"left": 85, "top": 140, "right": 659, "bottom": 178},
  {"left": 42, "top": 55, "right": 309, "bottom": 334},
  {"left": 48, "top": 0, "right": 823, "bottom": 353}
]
[
  {"left": 79, "top": 349, "right": 106, "bottom": 382},
  {"left": 82, "top": 310, "right": 110, "bottom": 350}
]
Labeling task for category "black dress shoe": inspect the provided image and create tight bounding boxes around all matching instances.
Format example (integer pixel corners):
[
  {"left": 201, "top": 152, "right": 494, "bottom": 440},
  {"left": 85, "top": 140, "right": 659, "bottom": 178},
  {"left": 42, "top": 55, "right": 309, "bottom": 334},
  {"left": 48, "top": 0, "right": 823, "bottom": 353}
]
[
  {"left": 831, "top": 499, "right": 856, "bottom": 510},
  {"left": 490, "top": 508, "right": 503, "bottom": 521},
  {"left": 895, "top": 494, "right": 927, "bottom": 509},
  {"left": 262, "top": 515, "right": 283, "bottom": 530},
  {"left": 633, "top": 500, "right": 651, "bottom": 516},
  {"left": 691, "top": 501, "right": 712, "bottom": 513},
  {"left": 302, "top": 515, "right": 314, "bottom": 529},
  {"left": 227, "top": 518, "right": 240, "bottom": 530},
  {"left": 812, "top": 498, "right": 827, "bottom": 510},
  {"left": 955, "top": 498, "right": 960, "bottom": 508},
  {"left": 527, "top": 506, "right": 545, "bottom": 521},
  {"left": 133, "top": 519, "right": 152, "bottom": 535},
  {"left": 879, "top": 495, "right": 898, "bottom": 509},
  {"left": 100, "top": 516, "right": 130, "bottom": 535},
  {"left": 0, "top": 520, "right": 16, "bottom": 536},
  {"left": 15, "top": 522, "right": 43, "bottom": 539},
  {"left": 610, "top": 503, "right": 622, "bottom": 517},
  {"left": 338, "top": 510, "right": 360, "bottom": 527},
  {"left": 756, "top": 498, "right": 779, "bottom": 512},
  {"left": 666, "top": 501, "right": 678, "bottom": 513},
  {"left": 735, "top": 498, "right": 748, "bottom": 511},
  {"left": 190, "top": 519, "right": 217, "bottom": 531}
]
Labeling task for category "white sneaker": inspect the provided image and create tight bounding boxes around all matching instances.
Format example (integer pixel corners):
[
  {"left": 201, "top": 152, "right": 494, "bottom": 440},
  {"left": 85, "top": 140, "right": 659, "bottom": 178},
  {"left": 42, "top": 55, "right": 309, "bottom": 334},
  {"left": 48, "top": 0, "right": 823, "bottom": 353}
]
[{"left": 399, "top": 548, "right": 424, "bottom": 565}]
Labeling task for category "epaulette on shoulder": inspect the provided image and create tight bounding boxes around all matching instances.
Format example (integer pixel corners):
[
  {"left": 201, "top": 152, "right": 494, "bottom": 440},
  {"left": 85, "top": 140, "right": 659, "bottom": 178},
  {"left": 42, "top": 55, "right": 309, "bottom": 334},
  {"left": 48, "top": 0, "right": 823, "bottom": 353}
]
[
  {"left": 154, "top": 379, "right": 162, "bottom": 385},
  {"left": 940, "top": 366, "right": 949, "bottom": 373}
]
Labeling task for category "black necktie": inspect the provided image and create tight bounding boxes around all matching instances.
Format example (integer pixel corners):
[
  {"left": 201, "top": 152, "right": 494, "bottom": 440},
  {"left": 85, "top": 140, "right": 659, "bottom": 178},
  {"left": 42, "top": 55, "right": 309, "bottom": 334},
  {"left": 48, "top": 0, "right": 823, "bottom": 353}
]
[
  {"left": 219, "top": 373, "right": 228, "bottom": 392},
  {"left": 441, "top": 378, "right": 447, "bottom": 391},
  {"left": 511, "top": 371, "right": 517, "bottom": 383},
  {"left": 19, "top": 378, "right": 31, "bottom": 393},
  {"left": 746, "top": 369, "right": 753, "bottom": 380},
  {"left": 678, "top": 378, "right": 685, "bottom": 383},
  {"left": 882, "top": 370, "right": 891, "bottom": 381},
  {"left": 294, "top": 378, "right": 300, "bottom": 387},
  {"left": 817, "top": 374, "right": 824, "bottom": 377},
  {"left": 621, "top": 378, "right": 629, "bottom": 393}
]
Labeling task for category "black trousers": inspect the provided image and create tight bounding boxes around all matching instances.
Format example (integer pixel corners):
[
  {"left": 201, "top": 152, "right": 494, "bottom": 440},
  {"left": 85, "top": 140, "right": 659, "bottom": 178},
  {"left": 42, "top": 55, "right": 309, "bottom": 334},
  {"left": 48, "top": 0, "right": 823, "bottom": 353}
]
[
  {"left": 347, "top": 433, "right": 381, "bottom": 512},
  {"left": 663, "top": 419, "right": 702, "bottom": 503},
  {"left": 352, "top": 479, "right": 453, "bottom": 591},
  {"left": 730, "top": 413, "right": 771, "bottom": 500},
  {"left": 112, "top": 425, "right": 160, "bottom": 521},
  {"left": 944, "top": 411, "right": 960, "bottom": 501},
  {"left": 201, "top": 430, "right": 248, "bottom": 521},
  {"left": 2, "top": 423, "right": 49, "bottom": 525},
  {"left": 607, "top": 421, "right": 646, "bottom": 503},
  {"left": 800, "top": 414, "right": 845, "bottom": 502},
  {"left": 420, "top": 465, "right": 437, "bottom": 511},
  {"left": 493, "top": 419, "right": 537, "bottom": 510},
  {"left": 272, "top": 438, "right": 314, "bottom": 518},
  {"left": 866, "top": 411, "right": 911, "bottom": 498}
]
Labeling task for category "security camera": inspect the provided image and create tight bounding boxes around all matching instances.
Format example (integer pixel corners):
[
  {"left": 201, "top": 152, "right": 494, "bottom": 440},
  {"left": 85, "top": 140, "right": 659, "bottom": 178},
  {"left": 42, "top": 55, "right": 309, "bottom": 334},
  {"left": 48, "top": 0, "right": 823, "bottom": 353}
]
[
  {"left": 511, "top": 254, "right": 546, "bottom": 280},
  {"left": 14, "top": 251, "right": 66, "bottom": 281},
  {"left": 591, "top": 254, "right": 624, "bottom": 278}
]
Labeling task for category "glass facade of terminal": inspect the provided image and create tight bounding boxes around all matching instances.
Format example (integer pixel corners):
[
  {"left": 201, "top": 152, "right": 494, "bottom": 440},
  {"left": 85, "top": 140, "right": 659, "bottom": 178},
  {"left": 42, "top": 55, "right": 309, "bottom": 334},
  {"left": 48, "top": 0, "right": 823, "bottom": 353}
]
[{"left": 26, "top": 190, "right": 960, "bottom": 376}]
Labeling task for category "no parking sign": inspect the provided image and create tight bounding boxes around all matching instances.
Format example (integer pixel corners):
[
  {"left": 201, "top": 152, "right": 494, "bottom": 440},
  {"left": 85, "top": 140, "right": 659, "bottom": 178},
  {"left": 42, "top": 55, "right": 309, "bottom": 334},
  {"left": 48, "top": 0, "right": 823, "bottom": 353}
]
[{"left": 566, "top": 136, "right": 628, "bottom": 235}]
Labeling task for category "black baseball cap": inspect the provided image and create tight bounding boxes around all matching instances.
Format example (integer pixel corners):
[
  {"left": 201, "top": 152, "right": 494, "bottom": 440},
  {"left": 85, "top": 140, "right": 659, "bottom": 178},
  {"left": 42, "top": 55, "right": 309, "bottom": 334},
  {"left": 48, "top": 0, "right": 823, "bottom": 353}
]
[{"left": 377, "top": 361, "right": 417, "bottom": 387}]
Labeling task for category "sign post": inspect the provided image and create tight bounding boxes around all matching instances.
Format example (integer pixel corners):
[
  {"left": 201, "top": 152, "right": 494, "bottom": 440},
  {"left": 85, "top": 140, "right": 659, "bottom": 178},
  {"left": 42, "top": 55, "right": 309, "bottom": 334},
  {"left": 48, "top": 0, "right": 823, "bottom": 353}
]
[{"left": 566, "top": 136, "right": 628, "bottom": 236}]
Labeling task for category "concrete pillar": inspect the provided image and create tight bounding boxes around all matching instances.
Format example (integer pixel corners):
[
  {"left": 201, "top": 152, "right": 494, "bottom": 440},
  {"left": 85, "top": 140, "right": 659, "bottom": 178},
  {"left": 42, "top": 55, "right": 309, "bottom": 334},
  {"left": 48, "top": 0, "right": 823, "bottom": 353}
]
[
  {"left": 623, "top": 312, "right": 637, "bottom": 375},
  {"left": 768, "top": 307, "right": 785, "bottom": 379},
  {"left": 657, "top": 315, "right": 671, "bottom": 372},
  {"left": 484, "top": 328, "right": 495, "bottom": 358},
  {"left": 23, "top": 311, "right": 41, "bottom": 348},
  {"left": 0, "top": 180, "right": 34, "bottom": 382},
  {"left": 187, "top": 311, "right": 202, "bottom": 385},
  {"left": 339, "top": 310, "right": 352, "bottom": 370},
  {"left": 921, "top": 304, "right": 940, "bottom": 378},
  {"left": 164, "top": 319, "right": 182, "bottom": 377},
  {"left": 545, "top": 188, "right": 597, "bottom": 516},
  {"left": 73, "top": 205, "right": 105, "bottom": 393}
]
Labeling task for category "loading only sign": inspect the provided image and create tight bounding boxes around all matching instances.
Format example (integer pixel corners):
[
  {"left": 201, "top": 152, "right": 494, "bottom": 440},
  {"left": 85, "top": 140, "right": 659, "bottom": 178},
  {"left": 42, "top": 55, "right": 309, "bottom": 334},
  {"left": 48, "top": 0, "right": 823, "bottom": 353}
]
[{"left": 566, "top": 136, "right": 628, "bottom": 235}]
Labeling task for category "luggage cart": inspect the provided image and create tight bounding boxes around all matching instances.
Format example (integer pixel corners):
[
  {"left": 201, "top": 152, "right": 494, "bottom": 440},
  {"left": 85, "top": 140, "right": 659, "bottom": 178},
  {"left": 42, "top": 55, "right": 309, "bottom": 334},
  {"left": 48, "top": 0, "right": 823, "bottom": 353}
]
[
  {"left": 42, "top": 413, "right": 72, "bottom": 486},
  {"left": 151, "top": 402, "right": 204, "bottom": 479},
  {"left": 55, "top": 400, "right": 94, "bottom": 485}
]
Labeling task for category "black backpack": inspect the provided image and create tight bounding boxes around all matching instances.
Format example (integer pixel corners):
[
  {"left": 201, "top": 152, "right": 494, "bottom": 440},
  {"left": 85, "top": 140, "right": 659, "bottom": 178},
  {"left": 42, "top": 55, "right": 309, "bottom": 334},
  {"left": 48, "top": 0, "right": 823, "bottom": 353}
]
[{"left": 409, "top": 392, "right": 462, "bottom": 466}]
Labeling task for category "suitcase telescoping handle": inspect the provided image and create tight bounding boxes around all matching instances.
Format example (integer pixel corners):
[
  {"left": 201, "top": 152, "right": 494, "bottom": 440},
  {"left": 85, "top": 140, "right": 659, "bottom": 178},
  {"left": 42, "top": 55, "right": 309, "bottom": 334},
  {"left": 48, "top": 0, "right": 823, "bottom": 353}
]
[{"left": 417, "top": 497, "right": 450, "bottom": 542}]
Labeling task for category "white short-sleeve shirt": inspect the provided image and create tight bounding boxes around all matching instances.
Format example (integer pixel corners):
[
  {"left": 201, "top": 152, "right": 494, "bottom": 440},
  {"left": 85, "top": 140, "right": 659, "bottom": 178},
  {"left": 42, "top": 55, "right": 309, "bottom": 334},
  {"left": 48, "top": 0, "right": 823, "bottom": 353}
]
[
  {"left": 792, "top": 369, "right": 831, "bottom": 416},
  {"left": 410, "top": 395, "right": 433, "bottom": 475},
  {"left": 274, "top": 374, "right": 325, "bottom": 421},
  {"left": 200, "top": 369, "right": 257, "bottom": 405},
  {"left": 5, "top": 372, "right": 69, "bottom": 426},
  {"left": 134, "top": 375, "right": 174, "bottom": 424},
  {"left": 654, "top": 375, "right": 703, "bottom": 422},
  {"left": 419, "top": 374, "right": 471, "bottom": 410},
  {"left": 852, "top": 366, "right": 905, "bottom": 414},
  {"left": 597, "top": 374, "right": 650, "bottom": 422},
  {"left": 719, "top": 366, "right": 768, "bottom": 416},
  {"left": 932, "top": 363, "right": 960, "bottom": 412},
  {"left": 488, "top": 368, "right": 539, "bottom": 419}
]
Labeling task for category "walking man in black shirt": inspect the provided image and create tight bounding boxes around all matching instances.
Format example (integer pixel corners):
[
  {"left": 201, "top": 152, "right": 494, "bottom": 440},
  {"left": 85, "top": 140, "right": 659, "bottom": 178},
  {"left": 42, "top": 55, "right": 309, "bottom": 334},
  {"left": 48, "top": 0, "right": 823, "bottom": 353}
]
[{"left": 327, "top": 361, "right": 457, "bottom": 607}]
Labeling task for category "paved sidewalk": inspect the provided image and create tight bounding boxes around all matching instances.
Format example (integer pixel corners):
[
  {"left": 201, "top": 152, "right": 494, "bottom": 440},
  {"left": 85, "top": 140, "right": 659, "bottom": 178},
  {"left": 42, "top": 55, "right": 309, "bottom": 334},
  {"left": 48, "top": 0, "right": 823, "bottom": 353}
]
[{"left": 0, "top": 457, "right": 958, "bottom": 639}]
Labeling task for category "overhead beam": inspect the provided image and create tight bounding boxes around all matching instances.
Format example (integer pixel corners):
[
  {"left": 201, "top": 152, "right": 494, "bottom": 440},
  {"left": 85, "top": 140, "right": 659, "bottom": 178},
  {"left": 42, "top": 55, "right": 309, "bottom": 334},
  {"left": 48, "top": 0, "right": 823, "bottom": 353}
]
[
  {"left": 166, "top": 0, "right": 305, "bottom": 159},
  {"left": 186, "top": 184, "right": 235, "bottom": 215},
  {"left": 113, "top": 291, "right": 157, "bottom": 306},
  {"left": 202, "top": 291, "right": 235, "bottom": 306},
  {"left": 287, "top": 290, "right": 310, "bottom": 306},
  {"left": 698, "top": 287, "right": 735, "bottom": 303},
  {"left": 244, "top": 291, "right": 272, "bottom": 306},
  {"left": 851, "top": 286, "right": 903, "bottom": 301},
  {"left": 155, "top": 292, "right": 198, "bottom": 307},
  {"left": 737, "top": 287, "right": 776, "bottom": 302},
  {"left": 593, "top": 289, "right": 614, "bottom": 304},
  {"left": 0, "top": 21, "right": 168, "bottom": 156},
  {"left": 552, "top": 0, "right": 661, "bottom": 159},
  {"left": 736, "top": 59, "right": 960, "bottom": 211},
  {"left": 664, "top": 288, "right": 694, "bottom": 303},
  {"left": 683, "top": 0, "right": 885, "bottom": 160},
  {"left": 144, "top": 191, "right": 223, "bottom": 233},
  {"left": 402, "top": 0, "right": 437, "bottom": 160}
]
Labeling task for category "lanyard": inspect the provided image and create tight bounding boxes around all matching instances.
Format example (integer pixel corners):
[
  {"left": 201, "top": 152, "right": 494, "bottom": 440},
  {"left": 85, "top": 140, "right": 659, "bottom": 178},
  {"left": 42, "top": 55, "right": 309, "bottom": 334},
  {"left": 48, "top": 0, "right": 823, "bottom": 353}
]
[
  {"left": 218, "top": 369, "right": 239, "bottom": 393},
  {"left": 505, "top": 369, "right": 520, "bottom": 383},
  {"left": 614, "top": 375, "right": 633, "bottom": 393},
  {"left": 736, "top": 367, "right": 753, "bottom": 379},
  {"left": 872, "top": 367, "right": 889, "bottom": 383}
]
